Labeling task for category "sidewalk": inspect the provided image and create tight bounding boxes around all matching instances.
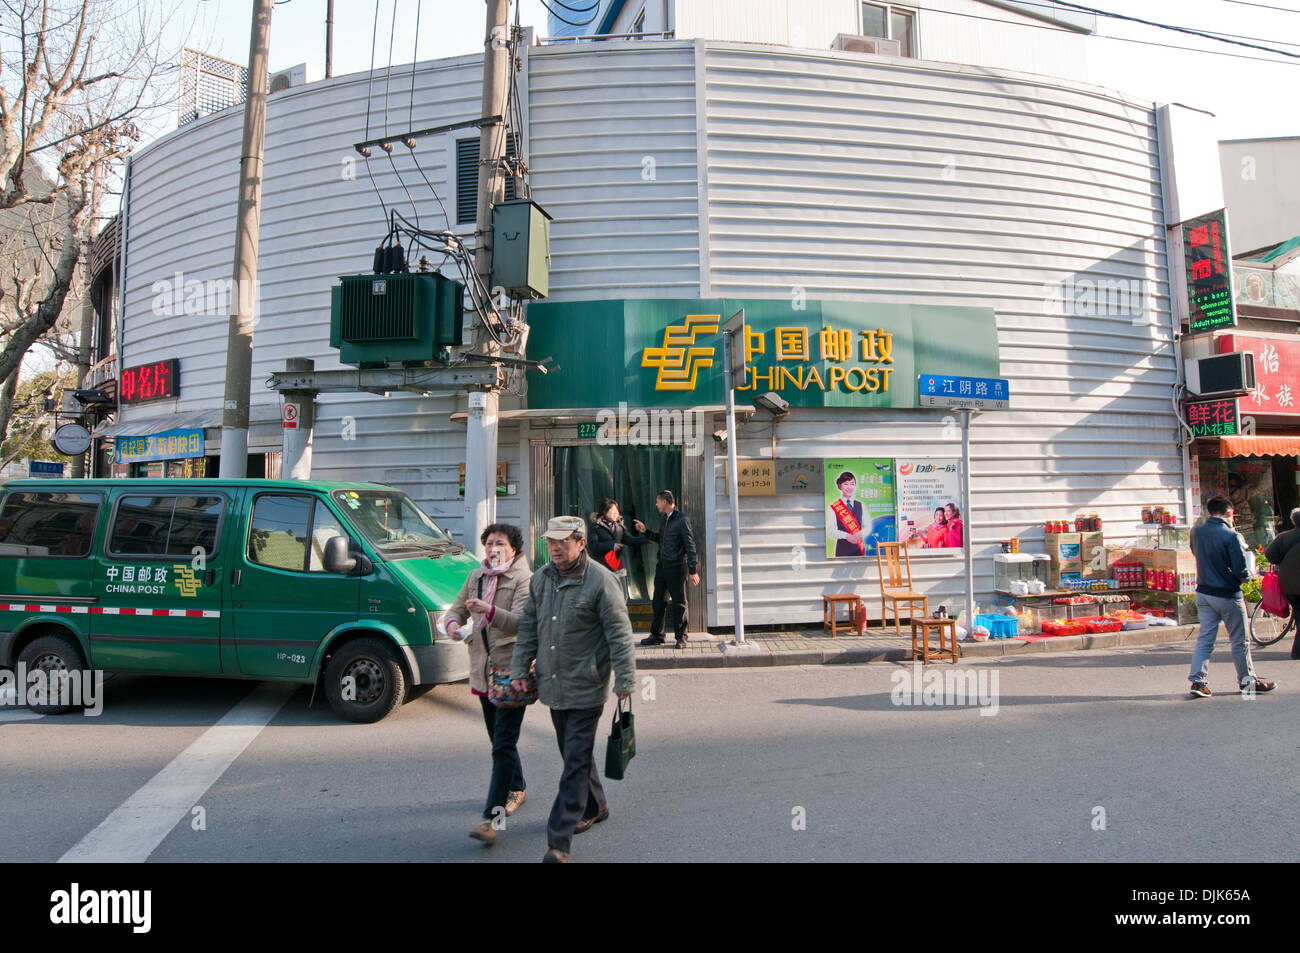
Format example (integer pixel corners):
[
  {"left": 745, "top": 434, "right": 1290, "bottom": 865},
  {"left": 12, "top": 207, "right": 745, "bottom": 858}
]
[{"left": 634, "top": 623, "right": 1202, "bottom": 669}]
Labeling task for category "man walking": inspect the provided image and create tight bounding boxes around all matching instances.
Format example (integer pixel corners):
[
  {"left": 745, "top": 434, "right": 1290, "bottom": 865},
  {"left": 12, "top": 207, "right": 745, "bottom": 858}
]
[
  {"left": 1188, "top": 496, "right": 1276, "bottom": 697},
  {"left": 634, "top": 490, "right": 700, "bottom": 649},
  {"left": 511, "top": 516, "right": 636, "bottom": 864}
]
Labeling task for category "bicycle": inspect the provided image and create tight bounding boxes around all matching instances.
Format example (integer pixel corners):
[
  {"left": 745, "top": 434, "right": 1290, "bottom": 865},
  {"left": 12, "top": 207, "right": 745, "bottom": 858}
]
[{"left": 1249, "top": 598, "right": 1295, "bottom": 647}]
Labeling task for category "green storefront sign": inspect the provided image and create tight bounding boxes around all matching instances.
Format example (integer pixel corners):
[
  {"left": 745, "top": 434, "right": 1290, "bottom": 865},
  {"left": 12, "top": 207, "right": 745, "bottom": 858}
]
[{"left": 524, "top": 298, "right": 1000, "bottom": 409}]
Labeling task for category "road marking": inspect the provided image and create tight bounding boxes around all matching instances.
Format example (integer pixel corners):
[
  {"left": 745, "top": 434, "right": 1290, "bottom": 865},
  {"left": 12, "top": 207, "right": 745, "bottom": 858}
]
[{"left": 58, "top": 683, "right": 295, "bottom": 863}]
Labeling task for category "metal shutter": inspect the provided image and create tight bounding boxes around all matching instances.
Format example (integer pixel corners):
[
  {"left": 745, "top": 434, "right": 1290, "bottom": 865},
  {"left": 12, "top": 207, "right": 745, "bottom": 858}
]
[{"left": 455, "top": 134, "right": 519, "bottom": 225}]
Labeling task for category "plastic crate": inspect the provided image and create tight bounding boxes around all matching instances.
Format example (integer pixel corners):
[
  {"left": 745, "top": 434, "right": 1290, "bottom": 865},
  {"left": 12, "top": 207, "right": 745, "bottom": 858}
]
[
  {"left": 1041, "top": 619, "right": 1087, "bottom": 637},
  {"left": 974, "top": 613, "right": 1020, "bottom": 639},
  {"left": 1078, "top": 616, "right": 1123, "bottom": 633}
]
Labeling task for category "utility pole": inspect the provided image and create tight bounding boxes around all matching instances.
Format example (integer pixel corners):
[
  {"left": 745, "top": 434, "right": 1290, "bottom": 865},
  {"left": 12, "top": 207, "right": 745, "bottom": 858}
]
[
  {"left": 219, "top": 0, "right": 275, "bottom": 478},
  {"left": 463, "top": 0, "right": 510, "bottom": 544},
  {"left": 325, "top": 0, "right": 334, "bottom": 79},
  {"left": 72, "top": 165, "right": 105, "bottom": 479}
]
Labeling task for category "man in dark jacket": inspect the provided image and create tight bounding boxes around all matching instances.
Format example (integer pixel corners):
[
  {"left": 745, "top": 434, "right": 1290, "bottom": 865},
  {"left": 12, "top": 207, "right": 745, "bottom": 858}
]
[
  {"left": 510, "top": 516, "right": 635, "bottom": 864},
  {"left": 1188, "top": 496, "right": 1276, "bottom": 697},
  {"left": 634, "top": 490, "right": 699, "bottom": 649},
  {"left": 1263, "top": 506, "right": 1300, "bottom": 660}
]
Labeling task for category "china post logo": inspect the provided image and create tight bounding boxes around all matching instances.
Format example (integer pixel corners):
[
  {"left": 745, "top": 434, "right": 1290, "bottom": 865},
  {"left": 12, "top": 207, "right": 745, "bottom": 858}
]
[{"left": 640, "top": 314, "right": 719, "bottom": 391}]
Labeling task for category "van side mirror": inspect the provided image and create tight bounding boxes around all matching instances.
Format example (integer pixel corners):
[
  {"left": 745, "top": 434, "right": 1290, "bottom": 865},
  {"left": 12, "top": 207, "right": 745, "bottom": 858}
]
[{"left": 324, "top": 536, "right": 371, "bottom": 575}]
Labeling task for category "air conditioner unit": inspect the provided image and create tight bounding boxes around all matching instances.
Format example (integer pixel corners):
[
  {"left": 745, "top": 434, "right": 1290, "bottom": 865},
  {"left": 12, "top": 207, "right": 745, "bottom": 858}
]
[
  {"left": 268, "top": 63, "right": 308, "bottom": 94},
  {"left": 1185, "top": 351, "right": 1256, "bottom": 398},
  {"left": 831, "top": 33, "right": 902, "bottom": 56}
]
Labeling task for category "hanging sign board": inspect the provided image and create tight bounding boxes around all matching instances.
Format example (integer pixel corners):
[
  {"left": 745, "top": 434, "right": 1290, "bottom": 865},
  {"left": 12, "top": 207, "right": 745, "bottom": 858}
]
[{"left": 917, "top": 374, "right": 1010, "bottom": 410}]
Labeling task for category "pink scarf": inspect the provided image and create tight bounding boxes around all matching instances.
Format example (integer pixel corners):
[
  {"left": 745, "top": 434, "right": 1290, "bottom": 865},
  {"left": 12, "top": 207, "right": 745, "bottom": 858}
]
[{"left": 474, "top": 556, "right": 513, "bottom": 627}]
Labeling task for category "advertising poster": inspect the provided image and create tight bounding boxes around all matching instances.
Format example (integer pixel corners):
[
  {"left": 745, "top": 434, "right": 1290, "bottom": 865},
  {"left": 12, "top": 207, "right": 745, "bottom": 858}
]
[
  {"left": 824, "top": 458, "right": 895, "bottom": 558},
  {"left": 895, "top": 458, "right": 963, "bottom": 552}
]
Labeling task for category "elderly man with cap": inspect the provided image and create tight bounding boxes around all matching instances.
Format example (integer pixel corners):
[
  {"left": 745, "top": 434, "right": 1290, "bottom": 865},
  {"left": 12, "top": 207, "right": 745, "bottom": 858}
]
[{"left": 510, "top": 515, "right": 636, "bottom": 864}]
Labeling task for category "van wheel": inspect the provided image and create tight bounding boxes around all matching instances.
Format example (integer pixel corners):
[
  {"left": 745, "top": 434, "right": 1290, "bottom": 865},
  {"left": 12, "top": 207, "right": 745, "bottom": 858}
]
[
  {"left": 17, "top": 634, "right": 87, "bottom": 715},
  {"left": 324, "top": 638, "right": 405, "bottom": 723}
]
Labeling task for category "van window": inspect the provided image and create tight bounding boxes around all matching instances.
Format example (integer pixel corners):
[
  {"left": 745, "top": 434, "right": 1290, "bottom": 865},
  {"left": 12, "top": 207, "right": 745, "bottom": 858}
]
[
  {"left": 0, "top": 491, "right": 102, "bottom": 557},
  {"left": 248, "top": 494, "right": 348, "bottom": 573},
  {"left": 108, "top": 495, "right": 225, "bottom": 557}
]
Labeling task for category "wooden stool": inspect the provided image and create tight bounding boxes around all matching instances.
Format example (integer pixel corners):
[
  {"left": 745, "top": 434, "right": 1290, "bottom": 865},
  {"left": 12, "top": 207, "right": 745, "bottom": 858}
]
[
  {"left": 822, "top": 593, "right": 864, "bottom": 637},
  {"left": 910, "top": 617, "right": 959, "bottom": 664}
]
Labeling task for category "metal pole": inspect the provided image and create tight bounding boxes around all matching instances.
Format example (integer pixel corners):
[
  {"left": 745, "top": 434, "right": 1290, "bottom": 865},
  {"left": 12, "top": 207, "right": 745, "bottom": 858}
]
[
  {"left": 325, "top": 0, "right": 334, "bottom": 79},
  {"left": 722, "top": 332, "right": 750, "bottom": 648},
  {"left": 462, "top": 0, "right": 510, "bottom": 545},
  {"left": 281, "top": 358, "right": 315, "bottom": 479},
  {"left": 219, "top": 0, "right": 275, "bottom": 478},
  {"left": 962, "top": 409, "right": 975, "bottom": 626}
]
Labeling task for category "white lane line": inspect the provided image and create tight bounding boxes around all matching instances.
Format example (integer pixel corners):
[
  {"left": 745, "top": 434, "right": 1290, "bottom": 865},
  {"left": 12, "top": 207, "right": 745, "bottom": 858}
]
[{"left": 58, "top": 683, "right": 295, "bottom": 863}]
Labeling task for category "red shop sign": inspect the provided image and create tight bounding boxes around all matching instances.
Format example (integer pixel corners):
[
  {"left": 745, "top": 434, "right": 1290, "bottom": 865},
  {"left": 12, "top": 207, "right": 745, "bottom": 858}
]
[{"left": 1219, "top": 334, "right": 1300, "bottom": 417}]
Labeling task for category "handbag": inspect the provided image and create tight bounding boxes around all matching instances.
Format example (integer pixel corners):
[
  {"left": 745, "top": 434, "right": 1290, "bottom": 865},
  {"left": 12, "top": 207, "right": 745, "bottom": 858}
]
[
  {"left": 604, "top": 696, "right": 636, "bottom": 780},
  {"left": 487, "top": 661, "right": 537, "bottom": 708},
  {"left": 1261, "top": 566, "right": 1289, "bottom": 618},
  {"left": 604, "top": 549, "right": 622, "bottom": 572}
]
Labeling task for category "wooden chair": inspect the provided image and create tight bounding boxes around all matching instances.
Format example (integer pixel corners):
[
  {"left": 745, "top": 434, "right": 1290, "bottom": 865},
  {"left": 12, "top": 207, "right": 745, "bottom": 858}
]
[{"left": 875, "top": 542, "right": 929, "bottom": 636}]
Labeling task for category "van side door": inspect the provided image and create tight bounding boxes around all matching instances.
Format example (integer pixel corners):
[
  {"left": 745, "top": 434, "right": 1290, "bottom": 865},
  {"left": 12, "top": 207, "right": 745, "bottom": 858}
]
[
  {"left": 90, "top": 491, "right": 228, "bottom": 674},
  {"left": 231, "top": 491, "right": 360, "bottom": 679}
]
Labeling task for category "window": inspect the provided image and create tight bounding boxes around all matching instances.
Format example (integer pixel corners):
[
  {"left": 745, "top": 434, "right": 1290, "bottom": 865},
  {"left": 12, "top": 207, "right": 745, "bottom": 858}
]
[
  {"left": 862, "top": 3, "right": 916, "bottom": 56},
  {"left": 333, "top": 489, "right": 454, "bottom": 557},
  {"left": 633, "top": 8, "right": 646, "bottom": 35},
  {"left": 0, "top": 492, "right": 102, "bottom": 557},
  {"left": 108, "top": 495, "right": 224, "bottom": 557},
  {"left": 455, "top": 134, "right": 520, "bottom": 225},
  {"left": 248, "top": 494, "right": 351, "bottom": 574}
]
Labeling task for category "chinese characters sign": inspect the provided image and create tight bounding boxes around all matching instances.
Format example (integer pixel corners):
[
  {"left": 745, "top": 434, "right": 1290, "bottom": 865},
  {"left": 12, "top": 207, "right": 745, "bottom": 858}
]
[
  {"left": 729, "top": 460, "right": 774, "bottom": 495},
  {"left": 917, "top": 374, "right": 1010, "bottom": 410},
  {"left": 1219, "top": 334, "right": 1300, "bottom": 417},
  {"left": 116, "top": 429, "right": 204, "bottom": 464},
  {"left": 524, "top": 298, "right": 1000, "bottom": 410},
  {"left": 120, "top": 359, "right": 179, "bottom": 403},
  {"left": 824, "top": 459, "right": 896, "bottom": 558},
  {"left": 1185, "top": 398, "right": 1238, "bottom": 437},
  {"left": 896, "top": 459, "right": 962, "bottom": 551},
  {"left": 1182, "top": 210, "right": 1236, "bottom": 335}
]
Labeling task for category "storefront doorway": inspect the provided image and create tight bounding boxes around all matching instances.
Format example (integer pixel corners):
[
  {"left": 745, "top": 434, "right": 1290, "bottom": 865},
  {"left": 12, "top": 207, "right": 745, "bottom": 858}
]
[
  {"left": 530, "top": 440, "right": 707, "bottom": 631},
  {"left": 1199, "top": 455, "right": 1299, "bottom": 547}
]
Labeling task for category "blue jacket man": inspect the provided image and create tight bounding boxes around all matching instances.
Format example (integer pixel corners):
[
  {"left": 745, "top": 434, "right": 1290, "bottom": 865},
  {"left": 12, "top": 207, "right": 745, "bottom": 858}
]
[{"left": 1187, "top": 496, "right": 1275, "bottom": 697}]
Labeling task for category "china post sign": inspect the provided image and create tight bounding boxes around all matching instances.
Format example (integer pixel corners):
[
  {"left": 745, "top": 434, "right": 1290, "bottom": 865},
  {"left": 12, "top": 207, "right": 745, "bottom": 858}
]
[
  {"left": 116, "top": 429, "right": 205, "bottom": 464},
  {"left": 525, "top": 299, "right": 1001, "bottom": 410}
]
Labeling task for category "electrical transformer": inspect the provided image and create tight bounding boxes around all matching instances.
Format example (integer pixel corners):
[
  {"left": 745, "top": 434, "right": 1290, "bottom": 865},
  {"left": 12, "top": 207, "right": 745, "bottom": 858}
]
[{"left": 329, "top": 271, "right": 464, "bottom": 367}]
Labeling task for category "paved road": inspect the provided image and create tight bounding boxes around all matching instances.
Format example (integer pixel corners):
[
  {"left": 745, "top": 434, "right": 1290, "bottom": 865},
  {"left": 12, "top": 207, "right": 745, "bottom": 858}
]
[{"left": 2, "top": 642, "right": 1296, "bottom": 863}]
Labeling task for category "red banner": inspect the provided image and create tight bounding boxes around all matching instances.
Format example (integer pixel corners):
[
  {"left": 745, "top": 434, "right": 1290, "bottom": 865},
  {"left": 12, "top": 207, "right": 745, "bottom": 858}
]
[{"left": 1219, "top": 334, "right": 1300, "bottom": 417}]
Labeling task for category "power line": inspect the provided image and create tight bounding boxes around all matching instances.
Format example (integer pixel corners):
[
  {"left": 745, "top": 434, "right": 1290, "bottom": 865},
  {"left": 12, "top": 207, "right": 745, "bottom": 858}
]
[
  {"left": 1029, "top": 0, "right": 1299, "bottom": 58},
  {"left": 539, "top": 0, "right": 600, "bottom": 28},
  {"left": 916, "top": 1, "right": 1300, "bottom": 66},
  {"left": 1219, "top": 0, "right": 1300, "bottom": 13}
]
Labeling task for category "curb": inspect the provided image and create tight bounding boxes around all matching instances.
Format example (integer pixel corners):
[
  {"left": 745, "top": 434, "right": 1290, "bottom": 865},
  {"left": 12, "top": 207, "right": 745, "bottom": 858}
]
[{"left": 634, "top": 625, "right": 1201, "bottom": 669}]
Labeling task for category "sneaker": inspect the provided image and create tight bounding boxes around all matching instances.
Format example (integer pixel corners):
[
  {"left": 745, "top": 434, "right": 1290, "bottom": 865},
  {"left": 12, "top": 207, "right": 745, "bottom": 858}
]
[
  {"left": 1189, "top": 682, "right": 1212, "bottom": 698},
  {"left": 1241, "top": 678, "right": 1277, "bottom": 695},
  {"left": 468, "top": 819, "right": 498, "bottom": 845},
  {"left": 674, "top": 638, "right": 687, "bottom": 650},
  {"left": 640, "top": 636, "right": 665, "bottom": 647},
  {"left": 505, "top": 790, "right": 526, "bottom": 816},
  {"left": 542, "top": 847, "right": 569, "bottom": 863},
  {"left": 574, "top": 806, "right": 610, "bottom": 835}
]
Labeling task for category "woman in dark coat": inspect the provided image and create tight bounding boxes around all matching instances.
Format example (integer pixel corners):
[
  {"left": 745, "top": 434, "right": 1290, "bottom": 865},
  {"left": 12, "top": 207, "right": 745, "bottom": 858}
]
[
  {"left": 588, "top": 498, "right": 647, "bottom": 602},
  {"left": 1263, "top": 506, "right": 1300, "bottom": 660}
]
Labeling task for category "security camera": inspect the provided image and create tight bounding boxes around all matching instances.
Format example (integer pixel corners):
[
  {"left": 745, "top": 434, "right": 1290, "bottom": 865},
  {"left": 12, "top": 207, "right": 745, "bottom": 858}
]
[{"left": 713, "top": 429, "right": 727, "bottom": 443}]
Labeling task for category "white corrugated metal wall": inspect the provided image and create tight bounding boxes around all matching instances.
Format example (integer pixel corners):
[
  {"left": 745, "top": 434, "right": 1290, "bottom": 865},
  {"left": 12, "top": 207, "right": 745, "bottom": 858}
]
[
  {"left": 699, "top": 42, "right": 1182, "bottom": 625},
  {"left": 119, "top": 54, "right": 530, "bottom": 533}
]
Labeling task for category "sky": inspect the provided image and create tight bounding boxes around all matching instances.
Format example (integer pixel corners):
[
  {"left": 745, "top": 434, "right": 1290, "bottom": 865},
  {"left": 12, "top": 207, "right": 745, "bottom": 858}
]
[{"left": 165, "top": 0, "right": 1300, "bottom": 145}]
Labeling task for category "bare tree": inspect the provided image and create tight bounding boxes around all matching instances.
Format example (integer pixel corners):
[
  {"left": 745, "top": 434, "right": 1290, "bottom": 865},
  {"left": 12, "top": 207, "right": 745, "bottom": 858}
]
[{"left": 0, "top": 0, "right": 182, "bottom": 444}]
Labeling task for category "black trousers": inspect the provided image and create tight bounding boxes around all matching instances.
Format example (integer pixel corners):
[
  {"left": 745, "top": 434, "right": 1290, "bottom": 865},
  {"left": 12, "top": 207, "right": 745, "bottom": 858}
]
[
  {"left": 650, "top": 562, "right": 688, "bottom": 641},
  {"left": 546, "top": 706, "right": 607, "bottom": 853},
  {"left": 1289, "top": 594, "right": 1300, "bottom": 658},
  {"left": 479, "top": 696, "right": 526, "bottom": 821}
]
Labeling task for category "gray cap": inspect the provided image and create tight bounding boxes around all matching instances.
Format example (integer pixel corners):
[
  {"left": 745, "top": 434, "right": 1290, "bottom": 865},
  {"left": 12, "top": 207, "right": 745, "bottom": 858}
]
[{"left": 542, "top": 515, "right": 587, "bottom": 540}]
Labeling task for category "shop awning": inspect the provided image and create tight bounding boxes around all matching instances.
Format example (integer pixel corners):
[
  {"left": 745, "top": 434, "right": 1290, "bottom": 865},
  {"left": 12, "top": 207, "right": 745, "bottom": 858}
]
[
  {"left": 1219, "top": 435, "right": 1300, "bottom": 458},
  {"left": 93, "top": 405, "right": 282, "bottom": 439}
]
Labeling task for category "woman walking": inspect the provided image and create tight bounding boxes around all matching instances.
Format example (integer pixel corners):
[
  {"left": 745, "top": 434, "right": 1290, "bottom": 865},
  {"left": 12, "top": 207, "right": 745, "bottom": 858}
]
[
  {"left": 587, "top": 498, "right": 647, "bottom": 601},
  {"left": 1264, "top": 507, "right": 1300, "bottom": 660},
  {"left": 445, "top": 523, "right": 533, "bottom": 843}
]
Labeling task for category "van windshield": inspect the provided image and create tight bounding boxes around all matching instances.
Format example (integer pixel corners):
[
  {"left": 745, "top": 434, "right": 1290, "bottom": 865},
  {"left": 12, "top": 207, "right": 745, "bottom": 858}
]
[{"left": 332, "top": 489, "right": 458, "bottom": 557}]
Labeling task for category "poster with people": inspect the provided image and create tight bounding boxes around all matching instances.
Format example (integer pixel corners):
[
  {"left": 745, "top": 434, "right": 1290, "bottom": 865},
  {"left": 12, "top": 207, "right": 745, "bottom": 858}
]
[
  {"left": 895, "top": 458, "right": 964, "bottom": 551},
  {"left": 824, "top": 459, "right": 896, "bottom": 558}
]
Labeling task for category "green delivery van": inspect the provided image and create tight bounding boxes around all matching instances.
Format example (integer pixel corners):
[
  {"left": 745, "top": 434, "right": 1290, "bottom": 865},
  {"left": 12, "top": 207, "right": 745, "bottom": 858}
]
[{"left": 0, "top": 479, "right": 477, "bottom": 722}]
